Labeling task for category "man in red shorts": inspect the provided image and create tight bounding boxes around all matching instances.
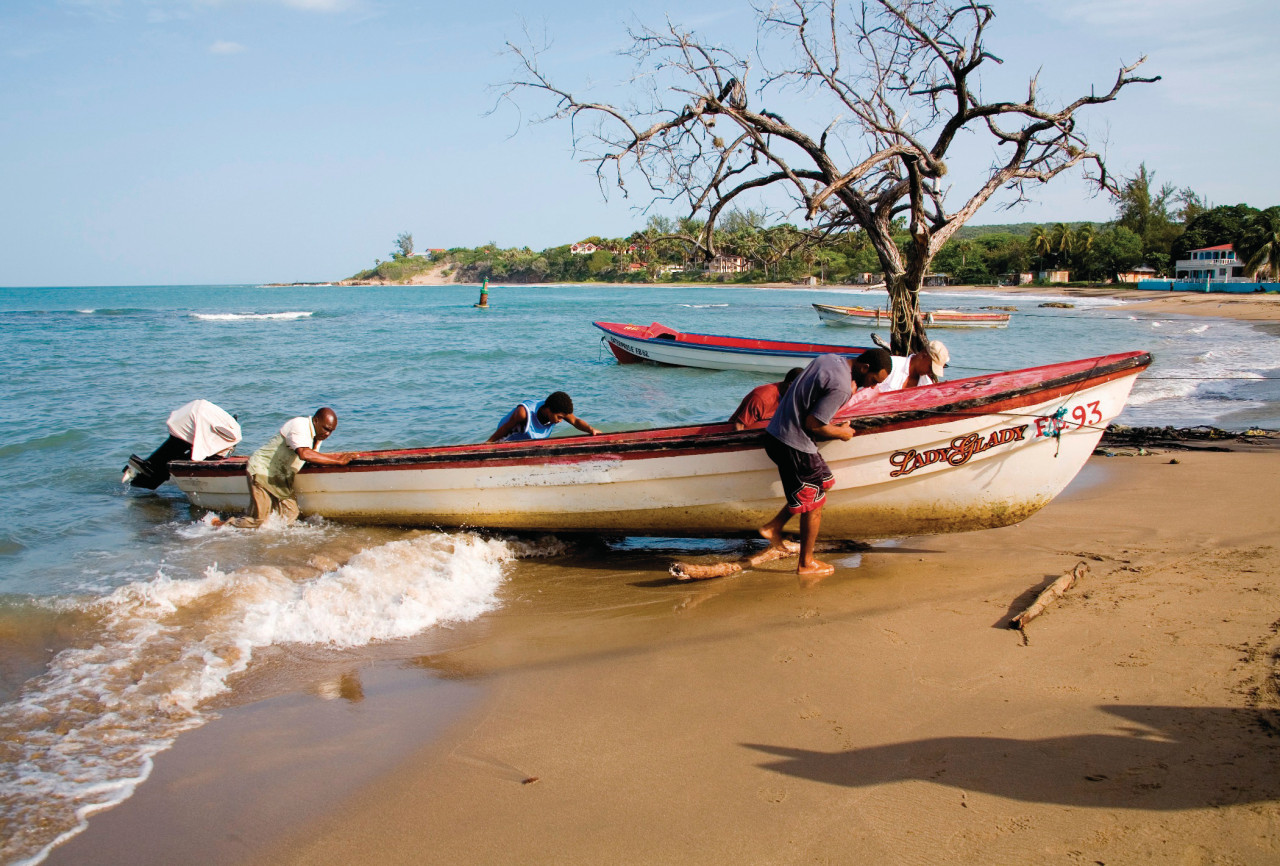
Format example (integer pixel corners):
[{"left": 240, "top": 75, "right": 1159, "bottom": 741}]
[{"left": 758, "top": 348, "right": 892, "bottom": 580}]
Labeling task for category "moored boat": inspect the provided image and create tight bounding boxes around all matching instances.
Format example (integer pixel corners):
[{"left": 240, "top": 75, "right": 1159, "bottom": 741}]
[
  {"left": 813, "top": 302, "right": 1011, "bottom": 328},
  {"left": 594, "top": 320, "right": 871, "bottom": 375},
  {"left": 169, "top": 350, "right": 1151, "bottom": 540}
]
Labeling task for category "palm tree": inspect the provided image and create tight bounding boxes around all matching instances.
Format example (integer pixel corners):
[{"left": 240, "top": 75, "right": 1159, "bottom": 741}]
[
  {"left": 1241, "top": 213, "right": 1280, "bottom": 281},
  {"left": 1244, "top": 230, "right": 1280, "bottom": 281},
  {"left": 1073, "top": 224, "right": 1096, "bottom": 255},
  {"left": 1050, "top": 223, "right": 1075, "bottom": 267},
  {"left": 1029, "top": 225, "right": 1051, "bottom": 269},
  {"left": 1072, "top": 224, "right": 1097, "bottom": 279}
]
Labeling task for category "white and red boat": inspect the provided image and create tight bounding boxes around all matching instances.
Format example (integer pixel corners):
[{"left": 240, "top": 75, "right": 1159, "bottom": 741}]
[
  {"left": 813, "top": 302, "right": 1011, "bottom": 328},
  {"left": 169, "top": 351, "right": 1150, "bottom": 540},
  {"left": 595, "top": 320, "right": 871, "bottom": 375}
]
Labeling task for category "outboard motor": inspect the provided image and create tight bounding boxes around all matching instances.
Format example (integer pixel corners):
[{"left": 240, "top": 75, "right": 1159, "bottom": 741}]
[
  {"left": 122, "top": 436, "right": 194, "bottom": 489},
  {"left": 122, "top": 399, "right": 242, "bottom": 489}
]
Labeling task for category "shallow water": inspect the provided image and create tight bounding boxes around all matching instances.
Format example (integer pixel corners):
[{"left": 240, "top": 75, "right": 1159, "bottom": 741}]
[{"left": 0, "top": 282, "right": 1278, "bottom": 864}]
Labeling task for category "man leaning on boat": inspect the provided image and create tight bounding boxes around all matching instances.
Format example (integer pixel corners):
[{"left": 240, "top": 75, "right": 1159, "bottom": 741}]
[
  {"left": 223, "top": 407, "right": 355, "bottom": 529},
  {"left": 486, "top": 391, "right": 601, "bottom": 443},
  {"left": 758, "top": 349, "right": 892, "bottom": 580}
]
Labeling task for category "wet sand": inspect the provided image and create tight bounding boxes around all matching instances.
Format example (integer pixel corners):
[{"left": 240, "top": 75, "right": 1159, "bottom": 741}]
[{"left": 45, "top": 443, "right": 1280, "bottom": 865}]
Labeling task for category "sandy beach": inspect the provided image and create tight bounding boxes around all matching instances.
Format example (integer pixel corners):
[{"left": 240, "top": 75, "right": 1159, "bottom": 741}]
[{"left": 41, "top": 288, "right": 1280, "bottom": 866}]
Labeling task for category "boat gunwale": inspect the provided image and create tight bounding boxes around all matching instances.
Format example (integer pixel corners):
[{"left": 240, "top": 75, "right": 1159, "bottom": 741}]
[{"left": 169, "top": 351, "right": 1152, "bottom": 478}]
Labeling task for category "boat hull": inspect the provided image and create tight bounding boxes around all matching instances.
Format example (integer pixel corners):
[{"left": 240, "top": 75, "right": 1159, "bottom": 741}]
[
  {"left": 594, "top": 321, "right": 869, "bottom": 375},
  {"left": 170, "top": 353, "right": 1148, "bottom": 540},
  {"left": 813, "top": 303, "right": 1010, "bottom": 328}
]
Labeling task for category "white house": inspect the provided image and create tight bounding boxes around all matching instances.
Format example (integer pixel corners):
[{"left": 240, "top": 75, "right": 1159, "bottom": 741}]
[
  {"left": 570, "top": 242, "right": 599, "bottom": 255},
  {"left": 708, "top": 255, "right": 749, "bottom": 274},
  {"left": 1174, "top": 244, "right": 1248, "bottom": 283}
]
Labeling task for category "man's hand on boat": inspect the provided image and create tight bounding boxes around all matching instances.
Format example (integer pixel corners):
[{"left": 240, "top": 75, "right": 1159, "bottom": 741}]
[
  {"left": 805, "top": 416, "right": 855, "bottom": 442},
  {"left": 297, "top": 447, "right": 356, "bottom": 466}
]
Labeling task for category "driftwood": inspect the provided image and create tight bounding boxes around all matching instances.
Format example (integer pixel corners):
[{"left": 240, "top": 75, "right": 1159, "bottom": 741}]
[
  {"left": 1009, "top": 561, "right": 1089, "bottom": 629},
  {"left": 671, "top": 541, "right": 800, "bottom": 581}
]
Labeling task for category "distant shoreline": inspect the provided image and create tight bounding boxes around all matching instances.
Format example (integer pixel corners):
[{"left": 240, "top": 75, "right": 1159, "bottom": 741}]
[{"left": 271, "top": 275, "right": 1280, "bottom": 324}]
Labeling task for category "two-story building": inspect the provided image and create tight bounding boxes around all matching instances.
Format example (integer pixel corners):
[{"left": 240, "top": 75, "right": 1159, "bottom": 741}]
[
  {"left": 708, "top": 255, "right": 749, "bottom": 275},
  {"left": 1174, "top": 244, "right": 1247, "bottom": 283}
]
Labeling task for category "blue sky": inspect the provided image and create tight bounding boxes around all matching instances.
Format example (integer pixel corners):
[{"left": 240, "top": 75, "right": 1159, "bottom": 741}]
[{"left": 2, "top": 0, "right": 1276, "bottom": 286}]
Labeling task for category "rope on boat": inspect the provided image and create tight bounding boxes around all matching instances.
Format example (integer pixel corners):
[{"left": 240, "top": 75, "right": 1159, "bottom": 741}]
[{"left": 946, "top": 365, "right": 1280, "bottom": 380}]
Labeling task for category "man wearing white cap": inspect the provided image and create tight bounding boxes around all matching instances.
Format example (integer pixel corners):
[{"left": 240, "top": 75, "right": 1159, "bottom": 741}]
[{"left": 877, "top": 339, "right": 949, "bottom": 393}]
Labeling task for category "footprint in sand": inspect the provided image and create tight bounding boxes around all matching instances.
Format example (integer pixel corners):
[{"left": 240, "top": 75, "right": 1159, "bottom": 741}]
[{"left": 758, "top": 787, "right": 788, "bottom": 804}]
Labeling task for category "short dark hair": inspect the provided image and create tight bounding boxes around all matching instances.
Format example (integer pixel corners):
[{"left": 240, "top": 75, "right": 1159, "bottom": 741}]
[
  {"left": 858, "top": 348, "right": 893, "bottom": 375},
  {"left": 783, "top": 367, "right": 804, "bottom": 385},
  {"left": 545, "top": 391, "right": 574, "bottom": 415}
]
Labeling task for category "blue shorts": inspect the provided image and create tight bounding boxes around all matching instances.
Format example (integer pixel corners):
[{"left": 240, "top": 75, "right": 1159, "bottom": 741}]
[{"left": 764, "top": 435, "right": 835, "bottom": 514}]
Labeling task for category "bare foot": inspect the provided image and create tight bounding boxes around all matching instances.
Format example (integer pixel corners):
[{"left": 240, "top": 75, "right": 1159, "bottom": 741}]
[
  {"left": 796, "top": 559, "right": 836, "bottom": 587},
  {"left": 758, "top": 524, "right": 787, "bottom": 549}
]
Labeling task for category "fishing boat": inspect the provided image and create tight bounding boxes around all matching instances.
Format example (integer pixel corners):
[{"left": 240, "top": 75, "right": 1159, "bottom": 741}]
[
  {"left": 813, "top": 302, "right": 1011, "bottom": 328},
  {"left": 168, "top": 350, "right": 1150, "bottom": 540},
  {"left": 594, "top": 320, "right": 871, "bottom": 375}
]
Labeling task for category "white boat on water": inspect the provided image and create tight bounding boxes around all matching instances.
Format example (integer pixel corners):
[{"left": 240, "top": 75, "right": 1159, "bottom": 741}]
[
  {"left": 594, "top": 320, "right": 871, "bottom": 375},
  {"left": 813, "top": 302, "right": 1011, "bottom": 328},
  {"left": 168, "top": 351, "right": 1150, "bottom": 540}
]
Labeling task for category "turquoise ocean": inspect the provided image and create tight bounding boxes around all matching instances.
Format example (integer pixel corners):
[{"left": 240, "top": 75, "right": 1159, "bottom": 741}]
[{"left": 1, "top": 282, "right": 1279, "bottom": 863}]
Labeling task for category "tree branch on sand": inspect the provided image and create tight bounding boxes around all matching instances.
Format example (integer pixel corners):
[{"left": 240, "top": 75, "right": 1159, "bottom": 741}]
[
  {"left": 497, "top": 0, "right": 1158, "bottom": 353},
  {"left": 1009, "top": 561, "right": 1089, "bottom": 630},
  {"left": 671, "top": 540, "right": 802, "bottom": 580}
]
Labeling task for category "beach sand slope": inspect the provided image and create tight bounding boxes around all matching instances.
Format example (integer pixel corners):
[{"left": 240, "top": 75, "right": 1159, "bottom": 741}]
[{"left": 241, "top": 447, "right": 1280, "bottom": 866}]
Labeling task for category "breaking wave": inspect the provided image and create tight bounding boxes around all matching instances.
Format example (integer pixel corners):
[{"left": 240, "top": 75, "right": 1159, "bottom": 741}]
[
  {"left": 190, "top": 311, "right": 314, "bottom": 321},
  {"left": 0, "top": 531, "right": 551, "bottom": 866},
  {"left": 1124, "top": 318, "right": 1280, "bottom": 425}
]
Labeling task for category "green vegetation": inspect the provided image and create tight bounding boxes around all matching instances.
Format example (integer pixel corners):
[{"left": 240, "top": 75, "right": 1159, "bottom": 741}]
[{"left": 350, "top": 177, "right": 1280, "bottom": 286}]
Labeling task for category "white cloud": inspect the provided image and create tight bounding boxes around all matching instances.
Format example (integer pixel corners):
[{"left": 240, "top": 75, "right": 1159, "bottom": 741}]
[{"left": 209, "top": 39, "right": 246, "bottom": 54}]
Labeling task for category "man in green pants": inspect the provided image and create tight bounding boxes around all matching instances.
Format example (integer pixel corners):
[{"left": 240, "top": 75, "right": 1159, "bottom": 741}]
[{"left": 228, "top": 407, "right": 354, "bottom": 528}]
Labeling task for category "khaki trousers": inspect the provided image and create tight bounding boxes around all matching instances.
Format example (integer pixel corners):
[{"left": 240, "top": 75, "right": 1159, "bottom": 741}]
[{"left": 229, "top": 473, "right": 300, "bottom": 528}]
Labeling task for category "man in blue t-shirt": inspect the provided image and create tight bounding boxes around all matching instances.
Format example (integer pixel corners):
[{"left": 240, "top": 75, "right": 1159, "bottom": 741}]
[
  {"left": 760, "top": 348, "right": 892, "bottom": 580},
  {"left": 486, "top": 390, "right": 601, "bottom": 443}
]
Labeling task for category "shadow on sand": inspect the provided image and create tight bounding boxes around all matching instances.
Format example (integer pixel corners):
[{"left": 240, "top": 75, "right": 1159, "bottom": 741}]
[{"left": 746, "top": 704, "right": 1280, "bottom": 809}]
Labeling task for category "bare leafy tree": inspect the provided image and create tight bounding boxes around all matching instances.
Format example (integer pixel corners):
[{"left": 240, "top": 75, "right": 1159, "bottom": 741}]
[
  {"left": 500, "top": 0, "right": 1158, "bottom": 352},
  {"left": 394, "top": 231, "right": 415, "bottom": 258}
]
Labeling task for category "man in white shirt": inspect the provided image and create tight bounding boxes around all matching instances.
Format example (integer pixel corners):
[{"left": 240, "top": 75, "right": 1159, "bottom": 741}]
[
  {"left": 227, "top": 407, "right": 354, "bottom": 528},
  {"left": 123, "top": 399, "right": 242, "bottom": 490},
  {"left": 878, "top": 340, "right": 949, "bottom": 392}
]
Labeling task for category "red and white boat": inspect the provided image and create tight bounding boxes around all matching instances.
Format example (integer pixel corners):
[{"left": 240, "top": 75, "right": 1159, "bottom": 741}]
[
  {"left": 595, "top": 320, "right": 871, "bottom": 375},
  {"left": 813, "top": 302, "right": 1011, "bottom": 328},
  {"left": 169, "top": 351, "right": 1150, "bottom": 540}
]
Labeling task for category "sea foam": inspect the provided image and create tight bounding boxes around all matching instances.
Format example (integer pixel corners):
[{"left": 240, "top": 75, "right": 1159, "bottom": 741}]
[
  {"left": 0, "top": 531, "right": 535, "bottom": 866},
  {"left": 190, "top": 311, "right": 314, "bottom": 321},
  {"left": 1124, "top": 318, "right": 1280, "bottom": 424}
]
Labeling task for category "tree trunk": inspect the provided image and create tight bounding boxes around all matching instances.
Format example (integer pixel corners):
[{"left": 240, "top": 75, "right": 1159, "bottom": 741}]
[{"left": 885, "top": 271, "right": 928, "bottom": 355}]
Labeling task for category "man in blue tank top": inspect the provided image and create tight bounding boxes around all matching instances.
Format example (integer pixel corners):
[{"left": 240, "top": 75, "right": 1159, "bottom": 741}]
[
  {"left": 759, "top": 349, "right": 892, "bottom": 582},
  {"left": 486, "top": 391, "right": 601, "bottom": 443}
]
